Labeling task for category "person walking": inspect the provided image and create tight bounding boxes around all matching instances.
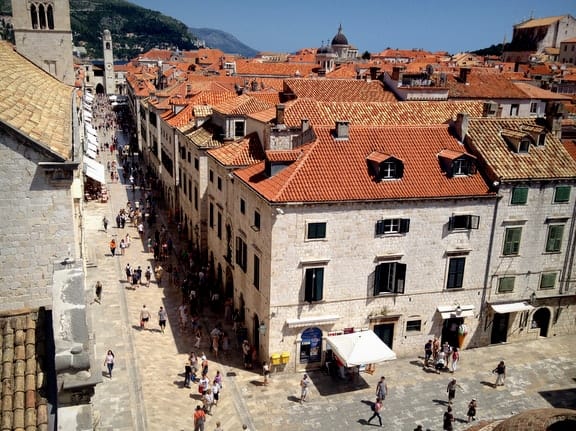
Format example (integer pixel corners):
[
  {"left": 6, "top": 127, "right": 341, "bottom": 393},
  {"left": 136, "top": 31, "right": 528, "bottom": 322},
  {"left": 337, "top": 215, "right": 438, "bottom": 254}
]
[
  {"left": 104, "top": 350, "right": 115, "bottom": 378},
  {"left": 184, "top": 358, "right": 193, "bottom": 388},
  {"left": 443, "top": 406, "right": 455, "bottom": 431},
  {"left": 140, "top": 304, "right": 151, "bottom": 329},
  {"left": 94, "top": 281, "right": 103, "bottom": 304},
  {"left": 493, "top": 360, "right": 506, "bottom": 387},
  {"left": 109, "top": 238, "right": 116, "bottom": 256},
  {"left": 367, "top": 397, "right": 383, "bottom": 427},
  {"left": 424, "top": 339, "right": 433, "bottom": 367},
  {"left": 144, "top": 266, "right": 152, "bottom": 287},
  {"left": 451, "top": 347, "right": 460, "bottom": 373},
  {"left": 467, "top": 398, "right": 478, "bottom": 422},
  {"left": 376, "top": 376, "right": 388, "bottom": 401},
  {"left": 299, "top": 373, "right": 310, "bottom": 404},
  {"left": 102, "top": 216, "right": 108, "bottom": 232},
  {"left": 446, "top": 378, "right": 462, "bottom": 404},
  {"left": 262, "top": 361, "right": 270, "bottom": 385},
  {"left": 158, "top": 306, "right": 167, "bottom": 333},
  {"left": 193, "top": 405, "right": 206, "bottom": 431}
]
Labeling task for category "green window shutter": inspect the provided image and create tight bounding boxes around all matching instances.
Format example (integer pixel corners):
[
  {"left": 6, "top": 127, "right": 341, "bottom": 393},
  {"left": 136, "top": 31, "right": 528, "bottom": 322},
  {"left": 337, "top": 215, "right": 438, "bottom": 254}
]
[
  {"left": 498, "top": 277, "right": 515, "bottom": 293},
  {"left": 503, "top": 227, "right": 522, "bottom": 255},
  {"left": 554, "top": 186, "right": 571, "bottom": 203},
  {"left": 511, "top": 187, "right": 528, "bottom": 205},
  {"left": 546, "top": 225, "right": 564, "bottom": 252}
]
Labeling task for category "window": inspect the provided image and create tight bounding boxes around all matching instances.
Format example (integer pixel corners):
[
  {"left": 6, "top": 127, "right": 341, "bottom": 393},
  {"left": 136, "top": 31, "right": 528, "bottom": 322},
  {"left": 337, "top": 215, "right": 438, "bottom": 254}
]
[
  {"left": 511, "top": 187, "right": 528, "bottom": 205},
  {"left": 530, "top": 102, "right": 538, "bottom": 114},
  {"left": 554, "top": 186, "right": 571, "bottom": 203},
  {"left": 503, "top": 227, "right": 522, "bottom": 256},
  {"left": 518, "top": 139, "right": 530, "bottom": 153},
  {"left": 217, "top": 177, "right": 222, "bottom": 190},
  {"left": 209, "top": 203, "right": 214, "bottom": 228},
  {"left": 536, "top": 133, "right": 546, "bottom": 146},
  {"left": 209, "top": 170, "right": 214, "bottom": 183},
  {"left": 240, "top": 198, "right": 246, "bottom": 214},
  {"left": 497, "top": 277, "right": 515, "bottom": 293},
  {"left": 217, "top": 212, "right": 222, "bottom": 239},
  {"left": 510, "top": 103, "right": 519, "bottom": 116},
  {"left": 452, "top": 158, "right": 474, "bottom": 176},
  {"left": 307, "top": 222, "right": 326, "bottom": 239},
  {"left": 374, "top": 262, "right": 406, "bottom": 295},
  {"left": 235, "top": 237, "right": 247, "bottom": 271},
  {"left": 545, "top": 224, "right": 564, "bottom": 253},
  {"left": 194, "top": 187, "right": 198, "bottom": 210},
  {"left": 540, "top": 272, "right": 557, "bottom": 290},
  {"left": 375, "top": 218, "right": 410, "bottom": 235},
  {"left": 253, "top": 255, "right": 260, "bottom": 290},
  {"left": 304, "top": 267, "right": 324, "bottom": 302},
  {"left": 194, "top": 158, "right": 199, "bottom": 170},
  {"left": 448, "top": 215, "right": 480, "bottom": 230},
  {"left": 253, "top": 211, "right": 261, "bottom": 231},
  {"left": 446, "top": 257, "right": 465, "bottom": 289},
  {"left": 381, "top": 161, "right": 397, "bottom": 179},
  {"left": 234, "top": 120, "right": 245, "bottom": 138},
  {"left": 406, "top": 320, "right": 422, "bottom": 332}
]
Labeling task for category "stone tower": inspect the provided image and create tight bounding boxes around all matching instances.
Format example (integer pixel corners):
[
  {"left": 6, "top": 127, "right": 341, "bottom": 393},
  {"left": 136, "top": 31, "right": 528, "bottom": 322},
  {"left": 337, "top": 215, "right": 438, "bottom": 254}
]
[
  {"left": 102, "top": 29, "right": 115, "bottom": 95},
  {"left": 11, "top": 0, "right": 75, "bottom": 85}
]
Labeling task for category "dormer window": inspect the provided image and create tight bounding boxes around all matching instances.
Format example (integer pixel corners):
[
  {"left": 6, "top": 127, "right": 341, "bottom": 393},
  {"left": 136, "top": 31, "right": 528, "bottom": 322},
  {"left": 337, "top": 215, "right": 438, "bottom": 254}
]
[
  {"left": 438, "top": 150, "right": 477, "bottom": 177},
  {"left": 367, "top": 151, "right": 404, "bottom": 181},
  {"left": 502, "top": 128, "right": 541, "bottom": 153},
  {"left": 518, "top": 139, "right": 530, "bottom": 153}
]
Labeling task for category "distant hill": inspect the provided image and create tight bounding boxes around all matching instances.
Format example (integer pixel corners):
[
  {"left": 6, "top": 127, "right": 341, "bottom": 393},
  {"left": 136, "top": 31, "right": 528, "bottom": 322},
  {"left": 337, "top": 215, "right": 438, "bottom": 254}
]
[
  {"left": 190, "top": 27, "right": 259, "bottom": 58},
  {"left": 0, "top": 0, "right": 259, "bottom": 60}
]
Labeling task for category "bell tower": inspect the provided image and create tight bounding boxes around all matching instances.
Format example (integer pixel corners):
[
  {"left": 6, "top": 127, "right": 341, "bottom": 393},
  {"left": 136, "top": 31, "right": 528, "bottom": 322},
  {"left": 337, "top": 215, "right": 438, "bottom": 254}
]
[
  {"left": 11, "top": 0, "right": 74, "bottom": 85},
  {"left": 102, "top": 29, "right": 115, "bottom": 95}
]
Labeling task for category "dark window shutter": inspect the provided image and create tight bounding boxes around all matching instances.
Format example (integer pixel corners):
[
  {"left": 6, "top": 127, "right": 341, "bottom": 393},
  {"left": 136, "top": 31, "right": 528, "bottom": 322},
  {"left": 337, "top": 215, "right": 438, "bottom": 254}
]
[
  {"left": 314, "top": 268, "right": 324, "bottom": 301},
  {"left": 374, "top": 264, "right": 383, "bottom": 295},
  {"left": 395, "top": 263, "right": 406, "bottom": 294},
  {"left": 469, "top": 162, "right": 477, "bottom": 175},
  {"left": 469, "top": 215, "right": 480, "bottom": 229},
  {"left": 448, "top": 216, "right": 455, "bottom": 231},
  {"left": 399, "top": 219, "right": 410, "bottom": 233},
  {"left": 396, "top": 161, "right": 404, "bottom": 178},
  {"left": 305, "top": 269, "right": 313, "bottom": 302},
  {"left": 376, "top": 220, "right": 385, "bottom": 235}
]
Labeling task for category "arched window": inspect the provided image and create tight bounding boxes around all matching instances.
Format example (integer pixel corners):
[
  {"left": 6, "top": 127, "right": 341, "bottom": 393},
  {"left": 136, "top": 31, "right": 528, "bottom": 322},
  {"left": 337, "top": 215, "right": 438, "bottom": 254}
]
[
  {"left": 47, "top": 5, "right": 54, "bottom": 29},
  {"left": 39, "top": 4, "right": 47, "bottom": 29},
  {"left": 105, "top": 42, "right": 111, "bottom": 50},
  {"left": 30, "top": 5, "right": 38, "bottom": 29}
]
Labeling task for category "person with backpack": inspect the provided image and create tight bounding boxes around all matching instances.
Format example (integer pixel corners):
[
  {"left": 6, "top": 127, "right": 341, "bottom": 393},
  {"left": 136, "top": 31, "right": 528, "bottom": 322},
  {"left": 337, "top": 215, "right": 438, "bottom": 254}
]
[{"left": 367, "top": 397, "right": 383, "bottom": 427}]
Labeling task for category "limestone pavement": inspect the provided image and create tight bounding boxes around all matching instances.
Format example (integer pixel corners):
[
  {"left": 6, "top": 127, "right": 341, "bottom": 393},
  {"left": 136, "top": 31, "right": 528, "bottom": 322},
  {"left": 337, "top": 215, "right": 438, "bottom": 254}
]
[{"left": 84, "top": 116, "right": 576, "bottom": 431}]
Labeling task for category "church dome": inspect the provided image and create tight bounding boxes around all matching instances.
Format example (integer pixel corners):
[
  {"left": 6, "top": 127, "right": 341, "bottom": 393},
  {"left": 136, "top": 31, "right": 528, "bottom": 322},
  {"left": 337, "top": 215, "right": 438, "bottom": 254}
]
[{"left": 331, "top": 24, "right": 348, "bottom": 46}]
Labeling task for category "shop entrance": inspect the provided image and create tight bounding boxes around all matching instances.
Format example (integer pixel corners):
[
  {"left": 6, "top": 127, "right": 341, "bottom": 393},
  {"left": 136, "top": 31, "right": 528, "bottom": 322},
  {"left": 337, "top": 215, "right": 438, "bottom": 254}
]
[
  {"left": 442, "top": 318, "right": 463, "bottom": 348},
  {"left": 532, "top": 308, "right": 551, "bottom": 337},
  {"left": 490, "top": 312, "right": 509, "bottom": 344},
  {"left": 373, "top": 323, "right": 394, "bottom": 349}
]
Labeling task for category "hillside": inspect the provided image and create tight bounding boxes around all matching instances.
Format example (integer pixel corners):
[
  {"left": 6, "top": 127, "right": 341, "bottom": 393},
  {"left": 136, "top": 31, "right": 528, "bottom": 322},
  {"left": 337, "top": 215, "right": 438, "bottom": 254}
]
[
  {"left": 190, "top": 27, "right": 259, "bottom": 58},
  {"left": 0, "top": 0, "right": 259, "bottom": 59}
]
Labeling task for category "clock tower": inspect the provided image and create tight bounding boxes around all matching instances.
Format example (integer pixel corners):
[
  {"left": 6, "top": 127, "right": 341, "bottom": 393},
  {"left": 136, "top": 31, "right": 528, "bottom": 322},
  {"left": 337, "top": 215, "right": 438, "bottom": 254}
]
[
  {"left": 11, "top": 0, "right": 74, "bottom": 85},
  {"left": 102, "top": 29, "right": 115, "bottom": 95}
]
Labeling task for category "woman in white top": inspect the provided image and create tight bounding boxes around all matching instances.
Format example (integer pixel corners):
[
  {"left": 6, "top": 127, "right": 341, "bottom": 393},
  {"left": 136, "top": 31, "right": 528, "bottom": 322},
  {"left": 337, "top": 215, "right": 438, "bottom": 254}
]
[{"left": 104, "top": 350, "right": 115, "bottom": 378}]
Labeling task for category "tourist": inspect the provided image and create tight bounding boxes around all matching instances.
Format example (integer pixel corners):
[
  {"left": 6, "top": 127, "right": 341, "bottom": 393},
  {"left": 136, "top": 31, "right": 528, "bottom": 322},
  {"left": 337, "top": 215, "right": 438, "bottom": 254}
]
[
  {"left": 140, "top": 304, "right": 151, "bottom": 329},
  {"left": 158, "top": 306, "right": 167, "bottom": 333},
  {"left": 493, "top": 360, "right": 506, "bottom": 387},
  {"left": 103, "top": 350, "right": 115, "bottom": 378},
  {"left": 299, "top": 373, "right": 310, "bottom": 403},
  {"left": 94, "top": 280, "right": 102, "bottom": 304},
  {"left": 467, "top": 398, "right": 478, "bottom": 422},
  {"left": 367, "top": 397, "right": 383, "bottom": 427},
  {"left": 376, "top": 376, "right": 388, "bottom": 401}
]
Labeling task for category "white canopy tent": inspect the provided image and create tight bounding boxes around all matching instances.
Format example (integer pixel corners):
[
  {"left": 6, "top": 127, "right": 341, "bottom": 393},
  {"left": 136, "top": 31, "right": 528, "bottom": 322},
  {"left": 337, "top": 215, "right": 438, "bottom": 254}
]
[
  {"left": 83, "top": 156, "right": 105, "bottom": 184},
  {"left": 325, "top": 330, "right": 396, "bottom": 367}
]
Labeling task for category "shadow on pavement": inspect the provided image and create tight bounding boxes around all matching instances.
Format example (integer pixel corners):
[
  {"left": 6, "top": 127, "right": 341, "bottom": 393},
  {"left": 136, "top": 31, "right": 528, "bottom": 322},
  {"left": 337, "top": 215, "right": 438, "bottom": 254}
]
[
  {"left": 310, "top": 371, "right": 370, "bottom": 396},
  {"left": 539, "top": 388, "right": 576, "bottom": 409}
]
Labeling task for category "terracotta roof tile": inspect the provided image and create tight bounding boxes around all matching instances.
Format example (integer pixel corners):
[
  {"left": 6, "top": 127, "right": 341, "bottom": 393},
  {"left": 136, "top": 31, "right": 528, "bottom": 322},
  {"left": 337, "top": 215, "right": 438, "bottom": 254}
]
[
  {"left": 208, "top": 133, "right": 265, "bottom": 167},
  {"left": 446, "top": 69, "right": 529, "bottom": 99},
  {"left": 184, "top": 125, "right": 222, "bottom": 148},
  {"left": 249, "top": 99, "right": 485, "bottom": 127},
  {"left": 213, "top": 94, "right": 275, "bottom": 115},
  {"left": 283, "top": 78, "right": 396, "bottom": 102},
  {"left": 0, "top": 310, "right": 50, "bottom": 431},
  {"left": 514, "top": 82, "right": 571, "bottom": 100},
  {"left": 467, "top": 117, "right": 576, "bottom": 181},
  {"left": 235, "top": 60, "right": 316, "bottom": 77},
  {"left": 0, "top": 41, "right": 73, "bottom": 160},
  {"left": 235, "top": 125, "right": 492, "bottom": 203}
]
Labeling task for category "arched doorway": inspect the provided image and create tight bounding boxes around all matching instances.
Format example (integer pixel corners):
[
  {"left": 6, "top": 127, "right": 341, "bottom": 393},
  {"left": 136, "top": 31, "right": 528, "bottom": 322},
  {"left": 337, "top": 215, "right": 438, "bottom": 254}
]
[{"left": 532, "top": 308, "right": 551, "bottom": 337}]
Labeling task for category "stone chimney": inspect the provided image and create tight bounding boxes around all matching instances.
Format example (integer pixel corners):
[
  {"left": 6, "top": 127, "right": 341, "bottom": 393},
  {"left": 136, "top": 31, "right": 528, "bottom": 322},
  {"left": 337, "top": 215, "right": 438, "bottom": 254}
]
[
  {"left": 370, "top": 66, "right": 380, "bottom": 80},
  {"left": 301, "top": 118, "right": 310, "bottom": 133},
  {"left": 276, "top": 104, "right": 285, "bottom": 125},
  {"left": 453, "top": 113, "right": 469, "bottom": 141},
  {"left": 335, "top": 120, "right": 349, "bottom": 140},
  {"left": 459, "top": 67, "right": 471, "bottom": 83},
  {"left": 392, "top": 66, "right": 403, "bottom": 81}
]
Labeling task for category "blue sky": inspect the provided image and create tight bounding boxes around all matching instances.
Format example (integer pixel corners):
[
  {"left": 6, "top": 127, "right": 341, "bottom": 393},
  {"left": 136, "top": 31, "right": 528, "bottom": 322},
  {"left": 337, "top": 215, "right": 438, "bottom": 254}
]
[{"left": 129, "top": 0, "right": 575, "bottom": 54}]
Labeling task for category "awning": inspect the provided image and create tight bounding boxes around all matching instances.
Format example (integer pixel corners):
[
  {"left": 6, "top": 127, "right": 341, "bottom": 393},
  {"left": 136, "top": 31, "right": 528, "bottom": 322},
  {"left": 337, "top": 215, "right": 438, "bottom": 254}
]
[
  {"left": 491, "top": 302, "right": 534, "bottom": 314},
  {"left": 83, "top": 156, "right": 105, "bottom": 184},
  {"left": 437, "top": 305, "right": 475, "bottom": 319},
  {"left": 87, "top": 140, "right": 98, "bottom": 152},
  {"left": 286, "top": 315, "right": 340, "bottom": 328},
  {"left": 326, "top": 330, "right": 396, "bottom": 367},
  {"left": 85, "top": 147, "right": 97, "bottom": 159}
]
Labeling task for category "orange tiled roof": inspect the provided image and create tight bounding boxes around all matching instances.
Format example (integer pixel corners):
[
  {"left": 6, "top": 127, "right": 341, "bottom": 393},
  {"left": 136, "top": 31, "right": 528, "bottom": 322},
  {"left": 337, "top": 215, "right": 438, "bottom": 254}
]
[
  {"left": 235, "top": 124, "right": 492, "bottom": 203},
  {"left": 213, "top": 94, "right": 275, "bottom": 115},
  {"left": 283, "top": 78, "right": 396, "bottom": 102},
  {"left": 467, "top": 117, "right": 576, "bottom": 181},
  {"left": 249, "top": 99, "right": 485, "bottom": 127},
  {"left": 234, "top": 60, "right": 317, "bottom": 77},
  {"left": 562, "top": 140, "right": 576, "bottom": 161},
  {"left": 0, "top": 310, "right": 50, "bottom": 431},
  {"left": 0, "top": 41, "right": 73, "bottom": 160},
  {"left": 184, "top": 125, "right": 222, "bottom": 149},
  {"left": 446, "top": 69, "right": 529, "bottom": 99},
  {"left": 208, "top": 133, "right": 265, "bottom": 167},
  {"left": 514, "top": 82, "right": 571, "bottom": 100}
]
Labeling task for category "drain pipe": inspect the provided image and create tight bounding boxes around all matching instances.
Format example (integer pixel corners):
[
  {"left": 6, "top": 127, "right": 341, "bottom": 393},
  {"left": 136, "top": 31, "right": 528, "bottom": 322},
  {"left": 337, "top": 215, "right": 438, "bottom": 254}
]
[{"left": 480, "top": 188, "right": 502, "bottom": 325}]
